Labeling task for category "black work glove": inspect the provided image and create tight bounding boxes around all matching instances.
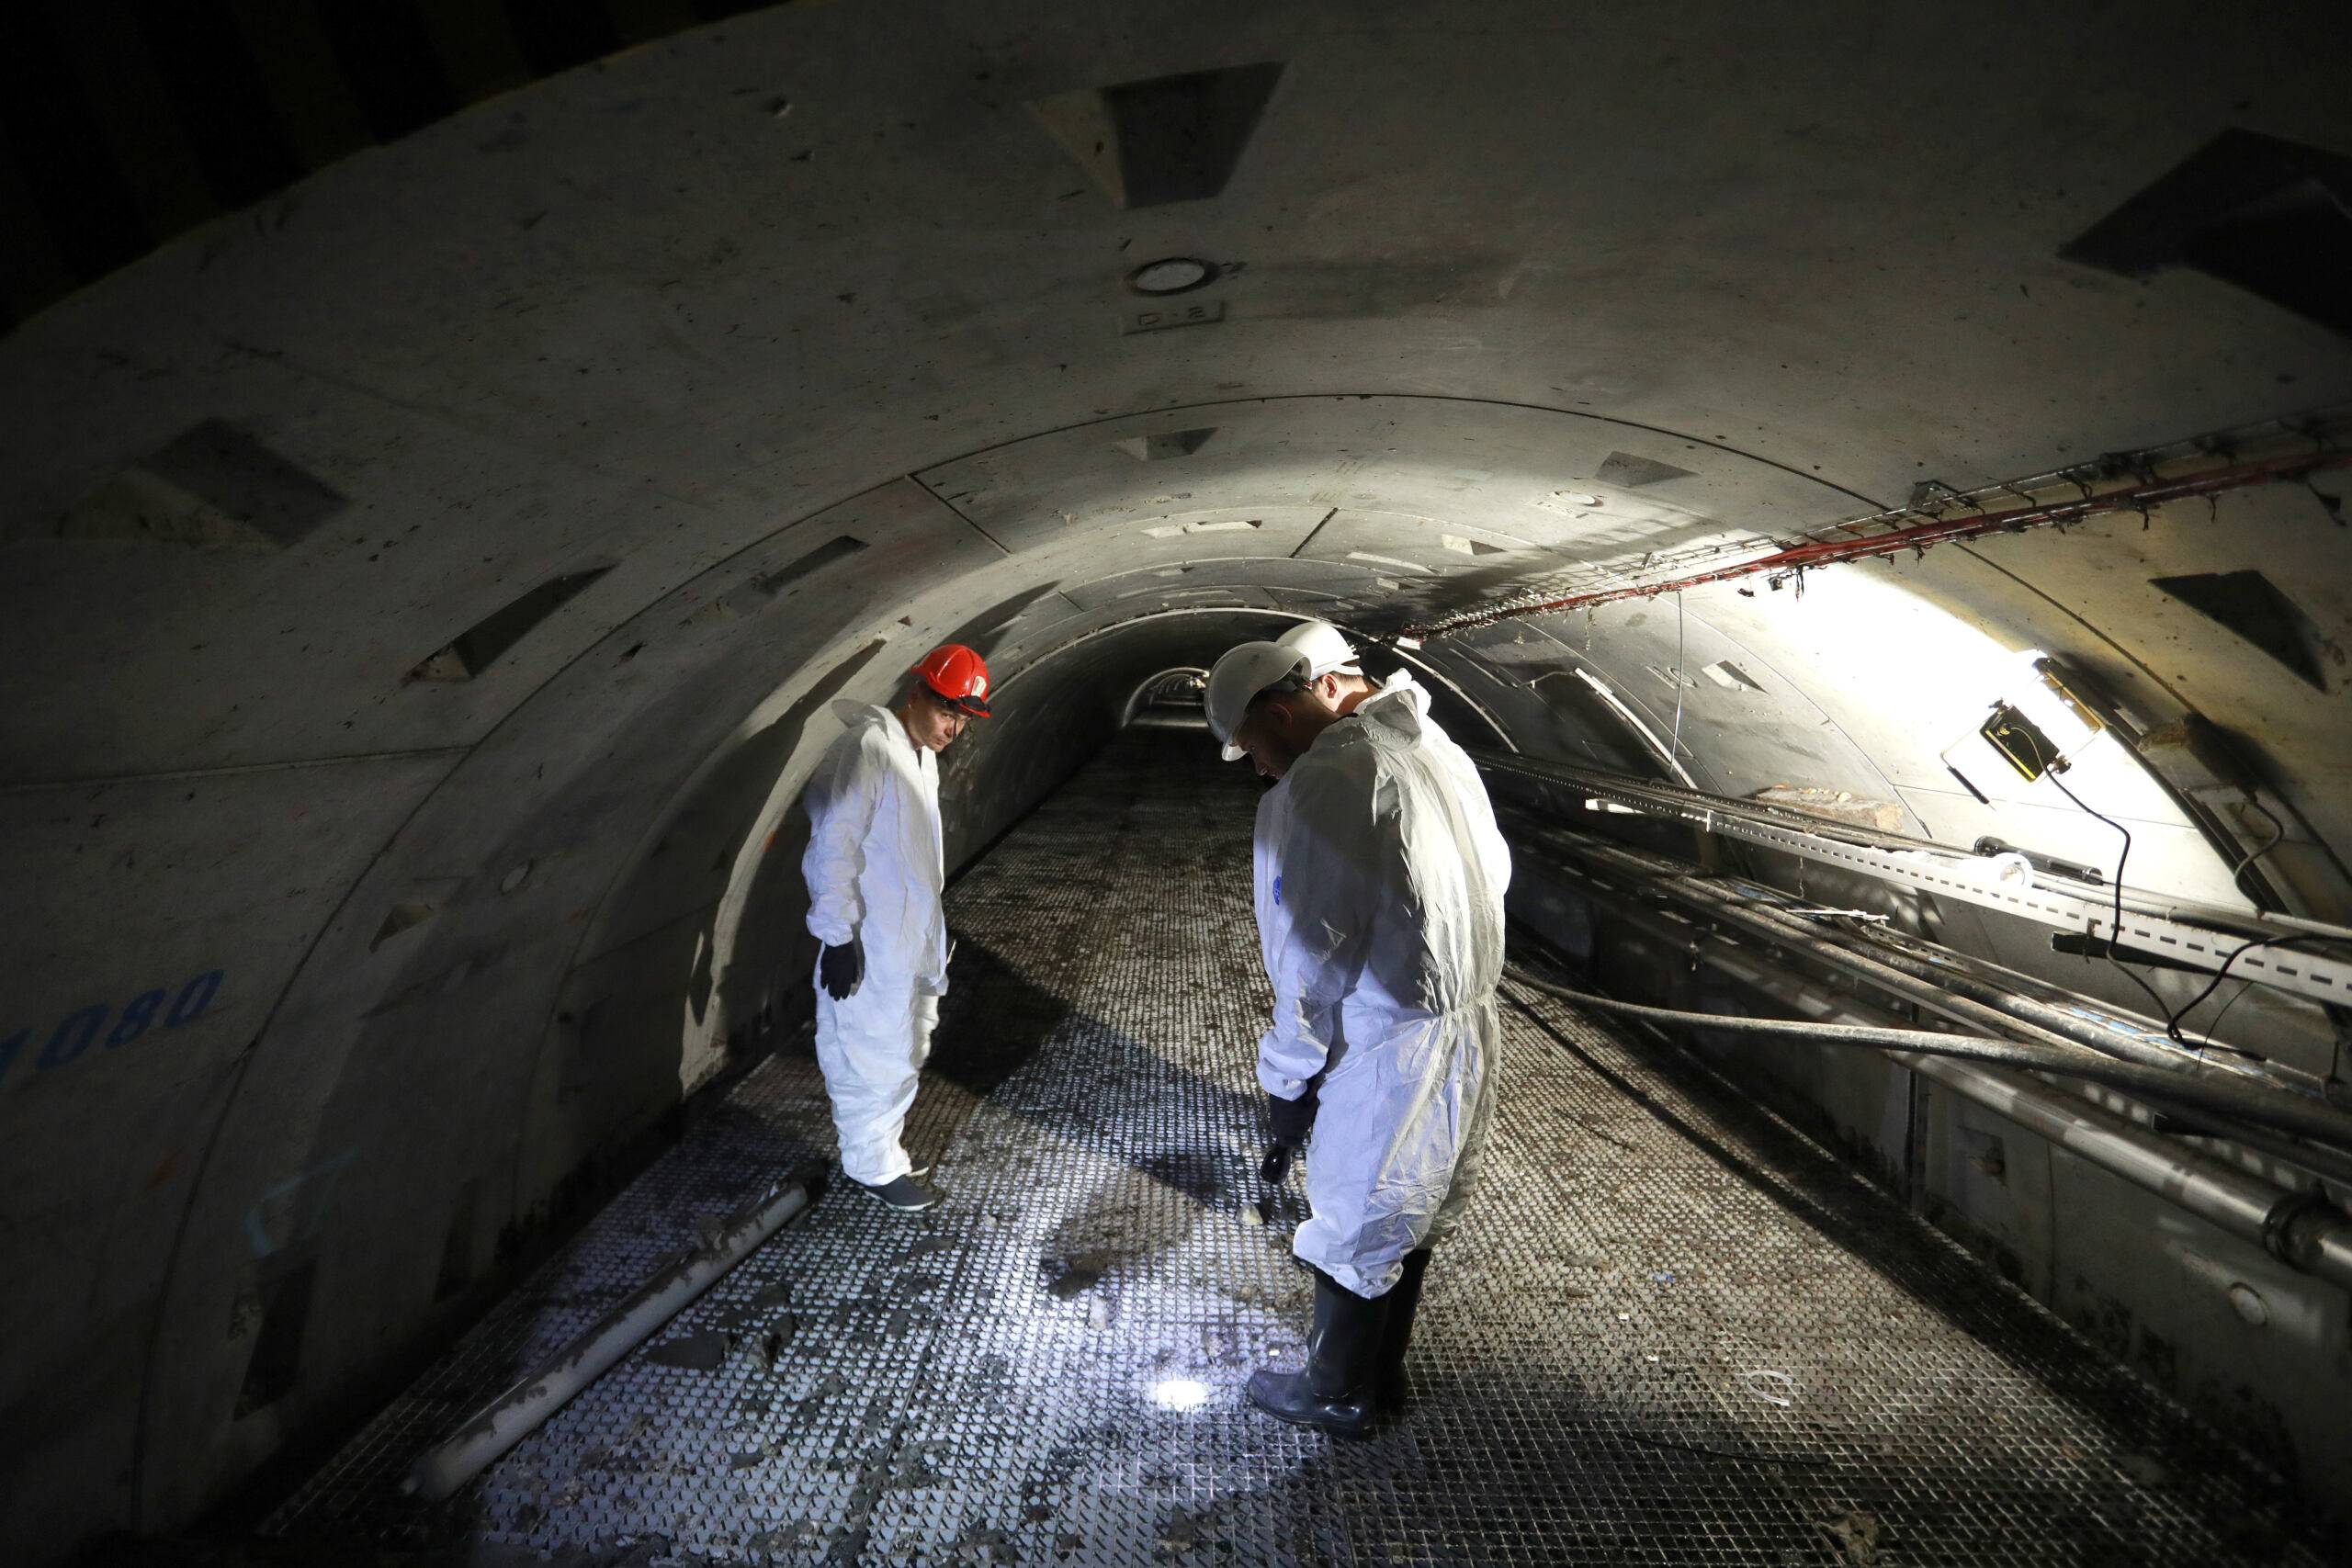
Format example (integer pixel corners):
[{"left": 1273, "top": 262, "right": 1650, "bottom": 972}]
[
  {"left": 1266, "top": 1081, "right": 1320, "bottom": 1148},
  {"left": 819, "top": 937, "right": 865, "bottom": 1000},
  {"left": 1260, "top": 1083, "right": 1319, "bottom": 1186}
]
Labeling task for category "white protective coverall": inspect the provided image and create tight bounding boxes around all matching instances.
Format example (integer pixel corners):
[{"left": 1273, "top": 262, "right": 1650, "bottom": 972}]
[
  {"left": 1255, "top": 675, "right": 1512, "bottom": 1297},
  {"left": 800, "top": 700, "right": 951, "bottom": 1185},
  {"left": 1251, "top": 672, "right": 1469, "bottom": 987}
]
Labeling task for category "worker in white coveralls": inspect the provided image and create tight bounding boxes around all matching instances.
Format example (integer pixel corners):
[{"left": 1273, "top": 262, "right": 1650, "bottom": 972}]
[
  {"left": 799, "top": 644, "right": 992, "bottom": 1213},
  {"left": 1246, "top": 622, "right": 1486, "bottom": 1116},
  {"left": 1206, "top": 633, "right": 1511, "bottom": 1437},
  {"left": 1244, "top": 621, "right": 1482, "bottom": 1177}
]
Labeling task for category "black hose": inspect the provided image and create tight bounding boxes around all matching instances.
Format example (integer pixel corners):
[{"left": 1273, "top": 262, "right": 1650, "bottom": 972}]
[{"left": 1502, "top": 968, "right": 2352, "bottom": 1155}]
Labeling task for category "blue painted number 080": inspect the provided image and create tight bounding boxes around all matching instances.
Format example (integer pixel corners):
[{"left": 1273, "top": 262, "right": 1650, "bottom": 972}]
[{"left": 0, "top": 970, "right": 224, "bottom": 1089}]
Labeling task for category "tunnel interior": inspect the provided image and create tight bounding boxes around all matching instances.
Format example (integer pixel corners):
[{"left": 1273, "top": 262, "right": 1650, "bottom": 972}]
[
  {"left": 261, "top": 729, "right": 2326, "bottom": 1565},
  {"left": 2, "top": 2, "right": 2349, "bottom": 1563}
]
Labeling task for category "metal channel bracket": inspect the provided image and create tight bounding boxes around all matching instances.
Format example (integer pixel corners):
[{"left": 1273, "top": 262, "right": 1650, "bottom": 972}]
[{"left": 1476, "top": 753, "right": 2352, "bottom": 1011}]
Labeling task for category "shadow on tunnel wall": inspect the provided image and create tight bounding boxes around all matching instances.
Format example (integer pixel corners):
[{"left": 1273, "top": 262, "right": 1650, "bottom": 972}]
[
  {"left": 172, "top": 641, "right": 909, "bottom": 1539},
  {"left": 708, "top": 582, "right": 1145, "bottom": 1070},
  {"left": 675, "top": 638, "right": 900, "bottom": 1052},
  {"left": 512, "top": 639, "right": 898, "bottom": 1224}
]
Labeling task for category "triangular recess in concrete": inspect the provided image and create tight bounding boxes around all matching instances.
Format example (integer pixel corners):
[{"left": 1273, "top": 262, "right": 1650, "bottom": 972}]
[
  {"left": 1026, "top": 63, "right": 1283, "bottom": 209},
  {"left": 1597, "top": 450, "right": 1696, "bottom": 488},
  {"left": 57, "top": 419, "right": 348, "bottom": 549},
  {"left": 408, "top": 566, "right": 612, "bottom": 682},
  {"left": 1113, "top": 427, "right": 1217, "bottom": 461},
  {"left": 369, "top": 903, "right": 436, "bottom": 952}
]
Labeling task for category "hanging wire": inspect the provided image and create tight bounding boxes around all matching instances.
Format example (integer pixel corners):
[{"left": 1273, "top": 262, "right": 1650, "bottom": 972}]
[
  {"left": 2165, "top": 933, "right": 2315, "bottom": 1043},
  {"left": 2227, "top": 799, "right": 2286, "bottom": 902},
  {"left": 1669, "top": 592, "right": 1687, "bottom": 765},
  {"left": 2200, "top": 973, "right": 2260, "bottom": 1043},
  {"left": 2179, "top": 801, "right": 2288, "bottom": 1040},
  {"left": 2041, "top": 768, "right": 2175, "bottom": 1024}
]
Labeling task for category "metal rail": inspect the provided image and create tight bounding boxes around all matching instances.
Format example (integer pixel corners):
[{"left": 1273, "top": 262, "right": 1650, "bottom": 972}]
[
  {"left": 1502, "top": 850, "right": 2352, "bottom": 1292},
  {"left": 1507, "top": 966, "right": 2352, "bottom": 1151},
  {"left": 1408, "top": 414, "right": 2352, "bottom": 639},
  {"left": 1520, "top": 827, "right": 2352, "bottom": 1141},
  {"left": 1476, "top": 750, "right": 2352, "bottom": 1010}
]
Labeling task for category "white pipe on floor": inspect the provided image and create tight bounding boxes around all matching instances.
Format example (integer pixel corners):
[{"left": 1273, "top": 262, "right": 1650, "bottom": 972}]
[
  {"left": 401, "top": 1177, "right": 810, "bottom": 1501},
  {"left": 1512, "top": 953, "right": 2352, "bottom": 1294}
]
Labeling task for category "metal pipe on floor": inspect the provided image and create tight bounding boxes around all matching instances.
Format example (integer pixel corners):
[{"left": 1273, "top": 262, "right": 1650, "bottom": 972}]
[
  {"left": 1792, "top": 919, "right": 2352, "bottom": 1179},
  {"left": 1503, "top": 964, "right": 2352, "bottom": 1294},
  {"left": 2124, "top": 1092, "right": 2352, "bottom": 1190},
  {"left": 1844, "top": 909, "right": 2241, "bottom": 1051},
  {"left": 1895, "top": 1052, "right": 2352, "bottom": 1293},
  {"left": 401, "top": 1177, "right": 810, "bottom": 1501},
  {"left": 1657, "top": 863, "right": 2352, "bottom": 1153},
  {"left": 1546, "top": 834, "right": 2352, "bottom": 1151},
  {"left": 1533, "top": 823, "right": 2352, "bottom": 1173},
  {"left": 1480, "top": 754, "right": 2352, "bottom": 1007},
  {"left": 1739, "top": 888, "right": 2269, "bottom": 1077},
  {"left": 1557, "top": 831, "right": 2165, "bottom": 1059},
  {"left": 1639, "top": 858, "right": 2352, "bottom": 1190},
  {"left": 1504, "top": 970, "right": 2352, "bottom": 1150}
]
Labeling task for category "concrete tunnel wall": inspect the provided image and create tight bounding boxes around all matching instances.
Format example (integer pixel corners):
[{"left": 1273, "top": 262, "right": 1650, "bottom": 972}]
[{"left": 1, "top": 0, "right": 2349, "bottom": 1556}]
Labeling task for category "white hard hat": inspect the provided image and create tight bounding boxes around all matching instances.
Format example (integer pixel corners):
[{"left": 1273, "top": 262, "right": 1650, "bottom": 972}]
[
  {"left": 1205, "top": 640, "right": 1310, "bottom": 761},
  {"left": 1275, "top": 619, "right": 1363, "bottom": 680}
]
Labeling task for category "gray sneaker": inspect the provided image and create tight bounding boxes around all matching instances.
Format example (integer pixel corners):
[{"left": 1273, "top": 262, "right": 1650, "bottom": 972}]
[{"left": 860, "top": 1173, "right": 942, "bottom": 1212}]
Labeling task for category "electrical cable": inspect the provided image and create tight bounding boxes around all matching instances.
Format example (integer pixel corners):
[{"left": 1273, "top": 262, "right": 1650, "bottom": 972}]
[
  {"left": 2201, "top": 976, "right": 2258, "bottom": 1045},
  {"left": 1669, "top": 591, "right": 1687, "bottom": 766},
  {"left": 2081, "top": 902, "right": 2174, "bottom": 1022},
  {"left": 2109, "top": 955, "right": 2176, "bottom": 1021},
  {"left": 2225, "top": 799, "right": 2285, "bottom": 902},
  {"left": 2044, "top": 770, "right": 2128, "bottom": 943},
  {"left": 2041, "top": 767, "right": 2174, "bottom": 1029},
  {"left": 2171, "top": 801, "right": 2284, "bottom": 1043},
  {"left": 2165, "top": 933, "right": 2312, "bottom": 1043}
]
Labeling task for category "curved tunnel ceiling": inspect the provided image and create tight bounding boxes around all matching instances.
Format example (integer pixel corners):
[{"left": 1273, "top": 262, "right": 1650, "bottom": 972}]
[{"left": 1, "top": 1, "right": 2349, "bottom": 1555}]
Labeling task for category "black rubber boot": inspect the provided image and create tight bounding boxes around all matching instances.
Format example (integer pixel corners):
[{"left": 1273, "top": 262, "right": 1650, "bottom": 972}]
[
  {"left": 1375, "top": 1248, "right": 1433, "bottom": 1411},
  {"left": 1246, "top": 1270, "right": 1388, "bottom": 1438}
]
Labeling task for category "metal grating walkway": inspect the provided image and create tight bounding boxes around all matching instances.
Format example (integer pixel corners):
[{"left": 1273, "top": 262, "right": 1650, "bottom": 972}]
[{"left": 267, "top": 728, "right": 2330, "bottom": 1565}]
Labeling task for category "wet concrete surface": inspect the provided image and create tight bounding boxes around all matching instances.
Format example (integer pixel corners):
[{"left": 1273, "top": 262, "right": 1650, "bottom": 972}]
[{"left": 250, "top": 728, "right": 2335, "bottom": 1565}]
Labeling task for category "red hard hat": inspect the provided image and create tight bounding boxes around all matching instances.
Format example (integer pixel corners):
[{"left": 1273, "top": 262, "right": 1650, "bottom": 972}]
[{"left": 914, "top": 643, "right": 992, "bottom": 716}]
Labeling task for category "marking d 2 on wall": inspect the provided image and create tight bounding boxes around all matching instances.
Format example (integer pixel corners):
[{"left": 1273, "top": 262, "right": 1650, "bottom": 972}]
[
  {"left": 0, "top": 969, "right": 224, "bottom": 1089},
  {"left": 1119, "top": 299, "right": 1226, "bottom": 334}
]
